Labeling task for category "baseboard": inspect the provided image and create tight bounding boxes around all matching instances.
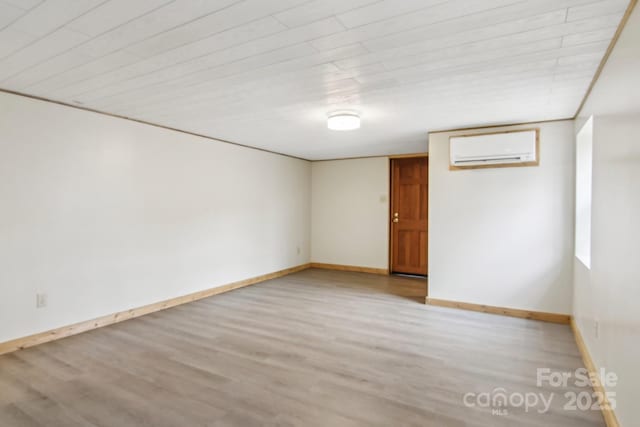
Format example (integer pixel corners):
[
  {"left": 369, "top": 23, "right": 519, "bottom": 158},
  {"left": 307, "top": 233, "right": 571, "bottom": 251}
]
[
  {"left": 310, "top": 262, "right": 389, "bottom": 276},
  {"left": 0, "top": 263, "right": 311, "bottom": 356},
  {"left": 570, "top": 318, "right": 619, "bottom": 427},
  {"left": 425, "top": 297, "right": 571, "bottom": 324}
]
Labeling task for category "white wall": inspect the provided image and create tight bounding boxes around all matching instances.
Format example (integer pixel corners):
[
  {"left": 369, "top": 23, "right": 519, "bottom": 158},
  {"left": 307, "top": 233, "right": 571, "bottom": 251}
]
[
  {"left": 0, "top": 92, "right": 311, "bottom": 343},
  {"left": 428, "top": 121, "right": 575, "bottom": 314},
  {"left": 311, "top": 158, "right": 389, "bottom": 269},
  {"left": 573, "top": 117, "right": 640, "bottom": 427},
  {"left": 573, "top": 6, "right": 640, "bottom": 426}
]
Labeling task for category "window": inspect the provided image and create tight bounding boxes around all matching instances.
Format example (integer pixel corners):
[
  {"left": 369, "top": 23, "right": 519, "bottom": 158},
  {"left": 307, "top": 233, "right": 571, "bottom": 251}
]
[{"left": 575, "top": 116, "right": 593, "bottom": 268}]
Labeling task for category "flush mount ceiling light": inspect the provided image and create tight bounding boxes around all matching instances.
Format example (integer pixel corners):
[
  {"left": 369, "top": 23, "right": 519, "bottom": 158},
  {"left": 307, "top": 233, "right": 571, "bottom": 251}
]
[{"left": 327, "top": 111, "right": 360, "bottom": 131}]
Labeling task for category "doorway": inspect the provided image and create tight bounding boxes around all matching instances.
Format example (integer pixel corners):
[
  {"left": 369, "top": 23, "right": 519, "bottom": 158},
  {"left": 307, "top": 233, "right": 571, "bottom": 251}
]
[{"left": 389, "top": 156, "right": 428, "bottom": 276}]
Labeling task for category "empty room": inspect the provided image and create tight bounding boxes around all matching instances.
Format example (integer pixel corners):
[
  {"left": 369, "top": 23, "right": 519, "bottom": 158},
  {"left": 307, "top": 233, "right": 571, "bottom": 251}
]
[{"left": 1, "top": 0, "right": 639, "bottom": 426}]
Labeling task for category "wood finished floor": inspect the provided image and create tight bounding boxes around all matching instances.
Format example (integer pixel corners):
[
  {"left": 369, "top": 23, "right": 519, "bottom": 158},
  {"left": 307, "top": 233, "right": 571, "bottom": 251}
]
[{"left": 0, "top": 269, "right": 603, "bottom": 427}]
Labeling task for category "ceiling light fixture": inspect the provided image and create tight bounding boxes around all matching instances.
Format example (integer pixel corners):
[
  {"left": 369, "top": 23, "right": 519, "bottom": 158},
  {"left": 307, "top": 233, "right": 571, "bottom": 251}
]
[{"left": 327, "top": 111, "right": 360, "bottom": 131}]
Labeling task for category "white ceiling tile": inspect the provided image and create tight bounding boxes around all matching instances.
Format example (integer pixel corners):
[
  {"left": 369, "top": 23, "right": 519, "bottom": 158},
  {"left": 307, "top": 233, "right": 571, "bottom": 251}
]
[
  {"left": 557, "top": 51, "right": 605, "bottom": 65},
  {"left": 0, "top": 27, "right": 34, "bottom": 58},
  {"left": 379, "top": 14, "right": 622, "bottom": 72},
  {"left": 0, "top": 0, "right": 43, "bottom": 9},
  {"left": 311, "top": 0, "right": 524, "bottom": 51},
  {"left": 126, "top": 17, "right": 286, "bottom": 69},
  {"left": 360, "top": 1, "right": 592, "bottom": 53},
  {"left": 567, "top": 0, "right": 629, "bottom": 21},
  {"left": 335, "top": 9, "right": 568, "bottom": 70},
  {"left": 1, "top": 48, "right": 93, "bottom": 88},
  {"left": 65, "top": 0, "right": 173, "bottom": 37},
  {"left": 75, "top": 17, "right": 344, "bottom": 103},
  {"left": 25, "top": 50, "right": 141, "bottom": 93},
  {"left": 123, "top": 52, "right": 368, "bottom": 117},
  {"left": 358, "top": 39, "right": 607, "bottom": 92},
  {"left": 336, "top": 0, "right": 446, "bottom": 28},
  {"left": 0, "top": 0, "right": 631, "bottom": 159},
  {"left": 274, "top": 0, "right": 379, "bottom": 28},
  {"left": 104, "top": 62, "right": 343, "bottom": 116},
  {"left": 83, "top": 43, "right": 315, "bottom": 104},
  {"left": 120, "top": 0, "right": 307, "bottom": 58},
  {"left": 70, "top": 0, "right": 241, "bottom": 58},
  {"left": 36, "top": 17, "right": 285, "bottom": 97},
  {"left": 107, "top": 63, "right": 342, "bottom": 120},
  {"left": 177, "top": 43, "right": 362, "bottom": 89},
  {"left": 0, "top": 2, "right": 26, "bottom": 28},
  {"left": 355, "top": 38, "right": 564, "bottom": 85},
  {"left": 0, "top": 28, "right": 88, "bottom": 81},
  {"left": 148, "top": 74, "right": 362, "bottom": 123},
  {"left": 106, "top": 44, "right": 370, "bottom": 114},
  {"left": 7, "top": 0, "right": 104, "bottom": 37},
  {"left": 562, "top": 27, "right": 618, "bottom": 46}
]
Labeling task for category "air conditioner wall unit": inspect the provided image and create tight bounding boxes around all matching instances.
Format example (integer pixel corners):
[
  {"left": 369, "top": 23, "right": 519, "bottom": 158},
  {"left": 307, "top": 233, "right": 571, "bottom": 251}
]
[{"left": 449, "top": 129, "right": 539, "bottom": 170}]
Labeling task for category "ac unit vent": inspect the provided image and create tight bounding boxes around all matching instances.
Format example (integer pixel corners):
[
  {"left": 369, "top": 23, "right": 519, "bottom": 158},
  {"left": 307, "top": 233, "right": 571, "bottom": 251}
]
[{"left": 450, "top": 129, "right": 538, "bottom": 169}]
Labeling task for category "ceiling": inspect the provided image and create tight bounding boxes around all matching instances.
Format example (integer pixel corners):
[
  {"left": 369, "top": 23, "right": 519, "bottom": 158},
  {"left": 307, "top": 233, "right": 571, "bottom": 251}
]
[
  {"left": 579, "top": 1, "right": 640, "bottom": 117},
  {"left": 0, "top": 0, "right": 631, "bottom": 160}
]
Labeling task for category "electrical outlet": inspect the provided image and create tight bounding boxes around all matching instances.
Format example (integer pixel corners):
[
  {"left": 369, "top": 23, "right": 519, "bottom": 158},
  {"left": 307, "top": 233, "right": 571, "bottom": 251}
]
[
  {"left": 594, "top": 319, "right": 599, "bottom": 339},
  {"left": 36, "top": 293, "right": 47, "bottom": 308},
  {"left": 296, "top": 246, "right": 301, "bottom": 255}
]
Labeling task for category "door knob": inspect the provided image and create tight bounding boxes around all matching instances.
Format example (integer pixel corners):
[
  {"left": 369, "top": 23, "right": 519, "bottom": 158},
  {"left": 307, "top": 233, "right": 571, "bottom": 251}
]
[{"left": 393, "top": 218, "right": 399, "bottom": 223}]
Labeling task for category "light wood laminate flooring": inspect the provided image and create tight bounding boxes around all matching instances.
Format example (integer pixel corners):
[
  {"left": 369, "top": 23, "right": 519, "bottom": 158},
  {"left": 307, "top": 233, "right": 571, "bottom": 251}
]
[{"left": 0, "top": 269, "right": 603, "bottom": 426}]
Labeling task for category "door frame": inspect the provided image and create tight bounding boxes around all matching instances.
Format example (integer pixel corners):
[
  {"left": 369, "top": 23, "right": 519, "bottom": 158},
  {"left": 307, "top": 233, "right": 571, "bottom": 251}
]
[{"left": 388, "top": 153, "right": 429, "bottom": 286}]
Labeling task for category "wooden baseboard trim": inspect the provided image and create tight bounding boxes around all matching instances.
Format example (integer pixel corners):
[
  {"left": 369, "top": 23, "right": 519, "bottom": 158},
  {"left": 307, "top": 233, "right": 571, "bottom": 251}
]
[
  {"left": 425, "top": 297, "right": 570, "bottom": 324},
  {"left": 0, "top": 263, "right": 311, "bottom": 356},
  {"left": 570, "top": 318, "right": 619, "bottom": 427},
  {"left": 310, "top": 263, "right": 389, "bottom": 276}
]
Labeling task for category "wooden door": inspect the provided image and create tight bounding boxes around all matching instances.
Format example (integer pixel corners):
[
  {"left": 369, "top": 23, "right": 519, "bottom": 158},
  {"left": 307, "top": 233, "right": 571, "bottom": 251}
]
[{"left": 390, "top": 157, "right": 428, "bottom": 275}]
